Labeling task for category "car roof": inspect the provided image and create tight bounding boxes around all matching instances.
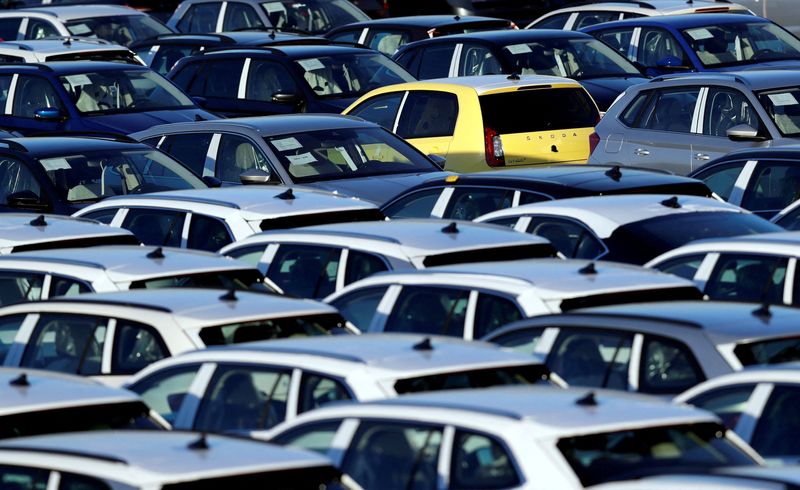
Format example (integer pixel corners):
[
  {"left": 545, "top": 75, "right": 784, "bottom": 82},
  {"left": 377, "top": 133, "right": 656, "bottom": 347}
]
[
  {"left": 199, "top": 43, "right": 370, "bottom": 58},
  {"left": 1, "top": 136, "right": 151, "bottom": 157},
  {"left": 0, "top": 61, "right": 149, "bottom": 76},
  {"left": 0, "top": 214, "right": 135, "bottom": 251},
  {"left": 0, "top": 245, "right": 253, "bottom": 282},
  {"left": 582, "top": 12, "right": 769, "bottom": 30},
  {"left": 370, "top": 74, "right": 580, "bottom": 96},
  {"left": 689, "top": 230, "right": 800, "bottom": 249},
  {"left": 0, "top": 38, "right": 126, "bottom": 55},
  {"left": 132, "top": 31, "right": 316, "bottom": 47},
  {"left": 649, "top": 70, "right": 800, "bottom": 91},
  {"left": 0, "top": 431, "right": 332, "bottom": 485},
  {"left": 424, "top": 28, "right": 591, "bottom": 44},
  {"left": 334, "top": 15, "right": 509, "bottom": 29},
  {"left": 543, "top": 0, "right": 749, "bottom": 14},
  {"left": 0, "top": 368, "right": 140, "bottom": 417},
  {"left": 20, "top": 5, "right": 144, "bottom": 20}
]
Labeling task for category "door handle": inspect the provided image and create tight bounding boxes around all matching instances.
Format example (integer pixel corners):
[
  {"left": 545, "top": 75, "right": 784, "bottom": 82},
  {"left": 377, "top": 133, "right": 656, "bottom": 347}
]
[
  {"left": 633, "top": 148, "right": 650, "bottom": 156},
  {"left": 694, "top": 153, "right": 711, "bottom": 161}
]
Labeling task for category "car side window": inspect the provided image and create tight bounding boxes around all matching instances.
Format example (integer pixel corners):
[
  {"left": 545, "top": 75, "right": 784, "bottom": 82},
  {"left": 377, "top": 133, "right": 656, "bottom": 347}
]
[
  {"left": 396, "top": 91, "right": 458, "bottom": 139},
  {"left": 484, "top": 216, "right": 521, "bottom": 229},
  {"left": 12, "top": 75, "right": 63, "bottom": 118},
  {"left": 458, "top": 43, "right": 501, "bottom": 76},
  {"left": 743, "top": 162, "right": 800, "bottom": 213},
  {"left": 113, "top": 320, "right": 169, "bottom": 375},
  {"left": 636, "top": 88, "right": 700, "bottom": 133},
  {"left": 640, "top": 335, "right": 704, "bottom": 394},
  {"left": 451, "top": 430, "right": 520, "bottom": 489},
  {"left": 473, "top": 293, "right": 523, "bottom": 339},
  {"left": 687, "top": 384, "right": 756, "bottom": 430},
  {"left": 128, "top": 364, "right": 200, "bottom": 424},
  {"left": 267, "top": 244, "right": 341, "bottom": 298},
  {"left": 593, "top": 28, "right": 635, "bottom": 59},
  {"left": 444, "top": 187, "right": 515, "bottom": 221},
  {"left": 0, "top": 18, "right": 21, "bottom": 41},
  {"left": 152, "top": 45, "right": 198, "bottom": 75},
  {"left": 224, "top": 244, "right": 266, "bottom": 267},
  {"left": 0, "top": 466, "right": 49, "bottom": 489},
  {"left": 0, "top": 271, "right": 44, "bottom": 306},
  {"left": 298, "top": 372, "right": 352, "bottom": 414},
  {"left": 518, "top": 191, "right": 550, "bottom": 205},
  {"left": 0, "top": 157, "right": 42, "bottom": 205},
  {"left": 489, "top": 327, "right": 546, "bottom": 356},
  {"left": 215, "top": 133, "right": 271, "bottom": 183},
  {"left": 79, "top": 208, "right": 119, "bottom": 225},
  {"left": 245, "top": 59, "right": 298, "bottom": 102},
  {"left": 329, "top": 286, "right": 389, "bottom": 331},
  {"left": 50, "top": 275, "right": 92, "bottom": 298},
  {"left": 531, "top": 13, "right": 571, "bottom": 30},
  {"left": 272, "top": 420, "right": 343, "bottom": 455},
  {"left": 188, "top": 59, "right": 245, "bottom": 99},
  {"left": 343, "top": 421, "right": 443, "bottom": 490},
  {"left": 170, "top": 61, "right": 200, "bottom": 88},
  {"left": 574, "top": 12, "right": 621, "bottom": 30},
  {"left": 344, "top": 250, "right": 389, "bottom": 285},
  {"left": 651, "top": 253, "right": 706, "bottom": 280},
  {"left": 693, "top": 161, "right": 746, "bottom": 200},
  {"left": 382, "top": 188, "right": 442, "bottom": 219},
  {"left": 639, "top": 27, "right": 688, "bottom": 67},
  {"left": 177, "top": 3, "right": 222, "bottom": 33},
  {"left": 347, "top": 92, "right": 404, "bottom": 131},
  {"left": 705, "top": 253, "right": 788, "bottom": 303},
  {"left": 777, "top": 206, "right": 800, "bottom": 232},
  {"left": 0, "top": 314, "right": 26, "bottom": 363},
  {"left": 59, "top": 472, "right": 112, "bottom": 490},
  {"left": 223, "top": 1, "right": 265, "bottom": 30},
  {"left": 187, "top": 214, "right": 232, "bottom": 252},
  {"left": 703, "top": 88, "right": 761, "bottom": 138},
  {"left": 384, "top": 286, "right": 470, "bottom": 337},
  {"left": 121, "top": 208, "right": 186, "bottom": 247},
  {"left": 194, "top": 365, "right": 292, "bottom": 432},
  {"left": 328, "top": 29, "right": 360, "bottom": 44},
  {"left": 417, "top": 43, "right": 456, "bottom": 79},
  {"left": 26, "top": 18, "right": 59, "bottom": 40},
  {"left": 548, "top": 329, "right": 633, "bottom": 389},
  {"left": 749, "top": 384, "right": 800, "bottom": 457},
  {"left": 394, "top": 48, "right": 420, "bottom": 77},
  {"left": 159, "top": 133, "right": 214, "bottom": 176},
  {"left": 619, "top": 91, "right": 650, "bottom": 127},
  {"left": 527, "top": 217, "right": 605, "bottom": 259},
  {"left": 21, "top": 314, "right": 107, "bottom": 375},
  {"left": 0, "top": 74, "right": 12, "bottom": 111},
  {"left": 369, "top": 29, "right": 410, "bottom": 56}
]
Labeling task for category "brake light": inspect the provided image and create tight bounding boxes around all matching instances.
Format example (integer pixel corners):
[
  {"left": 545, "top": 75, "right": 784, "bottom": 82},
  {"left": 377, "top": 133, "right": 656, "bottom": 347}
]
[
  {"left": 485, "top": 127, "right": 505, "bottom": 167},
  {"left": 588, "top": 132, "right": 600, "bottom": 156}
]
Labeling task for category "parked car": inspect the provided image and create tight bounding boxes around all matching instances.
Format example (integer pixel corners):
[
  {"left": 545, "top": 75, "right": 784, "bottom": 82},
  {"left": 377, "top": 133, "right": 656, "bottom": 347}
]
[
  {"left": 0, "top": 213, "right": 138, "bottom": 254},
  {"left": 0, "top": 62, "right": 216, "bottom": 135},
  {"left": 392, "top": 29, "right": 645, "bottom": 110},
  {"left": 772, "top": 197, "right": 800, "bottom": 230},
  {"left": 484, "top": 301, "right": 800, "bottom": 394},
  {"left": 127, "top": 334, "right": 555, "bottom": 431},
  {"left": 582, "top": 13, "right": 800, "bottom": 76},
  {"left": 0, "top": 5, "right": 172, "bottom": 46},
  {"left": 326, "top": 14, "right": 516, "bottom": 55},
  {"left": 167, "top": 44, "right": 414, "bottom": 117},
  {"left": 344, "top": 75, "right": 599, "bottom": 172},
  {"left": 593, "top": 467, "right": 800, "bottom": 489},
  {"left": 73, "top": 186, "right": 385, "bottom": 252},
  {"left": 325, "top": 259, "right": 702, "bottom": 334},
  {"left": 587, "top": 71, "right": 800, "bottom": 175},
  {"left": 221, "top": 219, "right": 557, "bottom": 298},
  {"left": 380, "top": 166, "right": 712, "bottom": 220},
  {"left": 266, "top": 386, "right": 761, "bottom": 489},
  {"left": 130, "top": 114, "right": 450, "bottom": 203},
  {"left": 475, "top": 194, "right": 781, "bottom": 264},
  {"left": 736, "top": 0, "right": 800, "bottom": 36},
  {"left": 167, "top": 0, "right": 370, "bottom": 35},
  {"left": 0, "top": 37, "right": 143, "bottom": 64}
]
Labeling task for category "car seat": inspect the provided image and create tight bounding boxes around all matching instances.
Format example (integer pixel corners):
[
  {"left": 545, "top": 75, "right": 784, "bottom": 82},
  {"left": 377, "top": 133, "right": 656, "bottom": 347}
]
[
  {"left": 350, "top": 428, "right": 416, "bottom": 490},
  {"left": 533, "top": 223, "right": 574, "bottom": 257},
  {"left": 208, "top": 372, "right": 263, "bottom": 431}
]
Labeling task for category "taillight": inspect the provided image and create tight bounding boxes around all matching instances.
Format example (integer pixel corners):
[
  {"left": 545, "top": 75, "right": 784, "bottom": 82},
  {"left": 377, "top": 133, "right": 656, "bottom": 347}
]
[
  {"left": 485, "top": 127, "right": 505, "bottom": 167},
  {"left": 588, "top": 131, "right": 600, "bottom": 156}
]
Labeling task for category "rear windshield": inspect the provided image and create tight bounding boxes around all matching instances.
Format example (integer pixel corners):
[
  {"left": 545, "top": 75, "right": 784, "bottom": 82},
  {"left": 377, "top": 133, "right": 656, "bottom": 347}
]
[
  {"left": 260, "top": 209, "right": 385, "bottom": 231},
  {"left": 558, "top": 422, "right": 755, "bottom": 487},
  {"left": 607, "top": 182, "right": 712, "bottom": 198},
  {"left": 47, "top": 51, "right": 142, "bottom": 65},
  {"left": 162, "top": 465, "right": 343, "bottom": 490},
  {"left": 129, "top": 269, "right": 266, "bottom": 290},
  {"left": 480, "top": 87, "right": 598, "bottom": 134},
  {"left": 199, "top": 313, "right": 349, "bottom": 345},
  {"left": 560, "top": 287, "right": 702, "bottom": 311},
  {"left": 735, "top": 336, "right": 800, "bottom": 366},
  {"left": 10, "top": 234, "right": 140, "bottom": 253},
  {"left": 0, "top": 401, "right": 161, "bottom": 439},
  {"left": 394, "top": 363, "right": 551, "bottom": 394},
  {"left": 422, "top": 243, "right": 557, "bottom": 267}
]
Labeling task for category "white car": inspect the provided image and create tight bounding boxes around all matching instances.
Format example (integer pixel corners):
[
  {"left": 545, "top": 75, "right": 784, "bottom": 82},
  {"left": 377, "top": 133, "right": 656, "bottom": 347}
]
[
  {"left": 646, "top": 232, "right": 800, "bottom": 306},
  {"left": 0, "top": 37, "right": 143, "bottom": 65},
  {"left": 219, "top": 219, "right": 557, "bottom": 298},
  {"left": 73, "top": 186, "right": 385, "bottom": 252},
  {"left": 1, "top": 367, "right": 165, "bottom": 439},
  {"left": 325, "top": 259, "right": 702, "bottom": 336},
  {"left": 593, "top": 467, "right": 800, "bottom": 489},
  {"left": 0, "top": 431, "right": 345, "bottom": 489},
  {"left": 676, "top": 365, "right": 800, "bottom": 465},
  {"left": 126, "top": 334, "right": 556, "bottom": 432},
  {"left": 265, "top": 385, "right": 763, "bottom": 489},
  {"left": 0, "top": 213, "right": 138, "bottom": 254},
  {"left": 475, "top": 194, "right": 781, "bottom": 264},
  {"left": 0, "top": 245, "right": 269, "bottom": 307},
  {"left": 527, "top": 0, "right": 752, "bottom": 30},
  {"left": 0, "top": 288, "right": 346, "bottom": 385}
]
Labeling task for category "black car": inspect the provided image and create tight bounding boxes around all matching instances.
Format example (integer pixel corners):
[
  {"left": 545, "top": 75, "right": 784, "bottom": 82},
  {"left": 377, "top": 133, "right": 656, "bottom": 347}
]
[
  {"left": 167, "top": 43, "right": 415, "bottom": 117},
  {"left": 367, "top": 0, "right": 585, "bottom": 24},
  {"left": 381, "top": 165, "right": 713, "bottom": 220},
  {"left": 393, "top": 29, "right": 646, "bottom": 110},
  {"left": 0, "top": 135, "right": 208, "bottom": 215},
  {"left": 325, "top": 15, "right": 516, "bottom": 55}
]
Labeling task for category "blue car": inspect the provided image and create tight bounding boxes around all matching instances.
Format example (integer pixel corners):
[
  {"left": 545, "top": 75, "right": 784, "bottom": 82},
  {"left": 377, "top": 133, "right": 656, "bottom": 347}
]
[
  {"left": 0, "top": 62, "right": 216, "bottom": 135},
  {"left": 582, "top": 13, "right": 800, "bottom": 76}
]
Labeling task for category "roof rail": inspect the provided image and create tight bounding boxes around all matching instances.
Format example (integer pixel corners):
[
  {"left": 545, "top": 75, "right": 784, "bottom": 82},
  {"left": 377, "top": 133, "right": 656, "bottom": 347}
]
[
  {"left": 40, "top": 36, "right": 112, "bottom": 46},
  {"left": 45, "top": 297, "right": 173, "bottom": 314},
  {"left": 4, "top": 62, "right": 53, "bottom": 72},
  {"left": 135, "top": 33, "right": 238, "bottom": 46},
  {"left": 202, "top": 45, "right": 289, "bottom": 56},
  {"left": 26, "top": 131, "right": 138, "bottom": 143},
  {"left": 0, "top": 446, "right": 127, "bottom": 465}
]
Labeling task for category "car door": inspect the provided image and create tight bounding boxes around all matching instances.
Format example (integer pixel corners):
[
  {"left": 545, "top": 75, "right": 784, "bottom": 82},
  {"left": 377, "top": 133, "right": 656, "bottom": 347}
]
[
  {"left": 378, "top": 285, "right": 471, "bottom": 338},
  {"left": 0, "top": 155, "right": 50, "bottom": 213},
  {"left": 740, "top": 160, "right": 800, "bottom": 218},
  {"left": 4, "top": 74, "right": 68, "bottom": 135},
  {"left": 176, "top": 2, "right": 222, "bottom": 33},
  {"left": 24, "top": 17, "right": 60, "bottom": 40},
  {"left": 214, "top": 133, "right": 277, "bottom": 184},
  {"left": 395, "top": 90, "right": 459, "bottom": 159},
  {"left": 128, "top": 362, "right": 206, "bottom": 426},
  {"left": 637, "top": 26, "right": 692, "bottom": 75},
  {"left": 366, "top": 28, "right": 411, "bottom": 56},
  {"left": 449, "top": 429, "right": 521, "bottom": 488},
  {"left": 186, "top": 213, "right": 234, "bottom": 252},
  {"left": 341, "top": 250, "right": 390, "bottom": 287},
  {"left": 155, "top": 132, "right": 215, "bottom": 178},
  {"left": 183, "top": 58, "right": 245, "bottom": 117},
  {"left": 243, "top": 58, "right": 303, "bottom": 115},
  {"left": 524, "top": 215, "right": 607, "bottom": 259},
  {"left": 456, "top": 42, "right": 503, "bottom": 77},
  {"left": 17, "top": 313, "right": 109, "bottom": 376},
  {"left": 328, "top": 285, "right": 390, "bottom": 332},
  {"left": 111, "top": 319, "right": 170, "bottom": 376},
  {"left": 266, "top": 244, "right": 344, "bottom": 299},
  {"left": 703, "top": 253, "right": 790, "bottom": 304},
  {"left": 411, "top": 42, "right": 457, "bottom": 80},
  {"left": 222, "top": 1, "right": 266, "bottom": 31},
  {"left": 346, "top": 91, "right": 405, "bottom": 132},
  {"left": 120, "top": 207, "right": 187, "bottom": 248},
  {"left": 472, "top": 292, "right": 524, "bottom": 340},
  {"left": 546, "top": 328, "right": 635, "bottom": 390},
  {"left": 591, "top": 26, "right": 637, "bottom": 61}
]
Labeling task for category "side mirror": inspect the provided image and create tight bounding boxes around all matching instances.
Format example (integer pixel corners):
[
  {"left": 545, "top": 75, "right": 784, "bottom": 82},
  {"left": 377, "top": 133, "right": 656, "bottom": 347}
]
[
  {"left": 272, "top": 92, "right": 302, "bottom": 105},
  {"left": 192, "top": 96, "right": 207, "bottom": 108},
  {"left": 655, "top": 56, "right": 689, "bottom": 71},
  {"left": 427, "top": 154, "right": 446, "bottom": 170},
  {"left": 239, "top": 168, "right": 273, "bottom": 185},
  {"left": 727, "top": 124, "right": 765, "bottom": 141},
  {"left": 34, "top": 107, "right": 65, "bottom": 122},
  {"left": 202, "top": 175, "right": 222, "bottom": 188},
  {"left": 7, "top": 190, "right": 48, "bottom": 210}
]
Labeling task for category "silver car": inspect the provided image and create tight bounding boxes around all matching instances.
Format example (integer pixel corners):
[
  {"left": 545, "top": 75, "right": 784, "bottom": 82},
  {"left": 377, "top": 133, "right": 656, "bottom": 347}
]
[{"left": 589, "top": 71, "right": 800, "bottom": 175}]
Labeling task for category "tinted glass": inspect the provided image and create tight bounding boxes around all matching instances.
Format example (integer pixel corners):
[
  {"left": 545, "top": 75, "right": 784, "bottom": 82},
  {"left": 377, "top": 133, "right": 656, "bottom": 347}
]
[
  {"left": 347, "top": 92, "right": 404, "bottom": 131},
  {"left": 59, "top": 473, "right": 111, "bottom": 490},
  {"left": 384, "top": 286, "right": 469, "bottom": 337},
  {"left": 215, "top": 134, "right": 270, "bottom": 183},
  {"left": 187, "top": 214, "right": 232, "bottom": 252},
  {"left": 451, "top": 431, "right": 519, "bottom": 489},
  {"left": 159, "top": 133, "right": 213, "bottom": 176},
  {"left": 261, "top": 0, "right": 369, "bottom": 35},
  {"left": 113, "top": 320, "right": 168, "bottom": 374},
  {"left": 21, "top": 314, "right": 107, "bottom": 375},
  {"left": 128, "top": 364, "right": 200, "bottom": 424},
  {"left": 705, "top": 254, "right": 787, "bottom": 303},
  {"left": 198, "top": 313, "right": 344, "bottom": 345},
  {"left": 548, "top": 329, "right": 632, "bottom": 389},
  {"left": 531, "top": 13, "right": 570, "bottom": 29},
  {"left": 503, "top": 38, "right": 640, "bottom": 79},
  {"left": 224, "top": 2, "right": 265, "bottom": 30},
  {"left": 480, "top": 88, "right": 598, "bottom": 134},
  {"left": 245, "top": 59, "right": 297, "bottom": 102},
  {"left": 473, "top": 293, "right": 523, "bottom": 339},
  {"left": 129, "top": 269, "right": 263, "bottom": 291},
  {"left": 575, "top": 12, "right": 620, "bottom": 30},
  {"left": 446, "top": 187, "right": 516, "bottom": 220},
  {"left": 0, "top": 75, "right": 13, "bottom": 111},
  {"left": 640, "top": 336, "right": 704, "bottom": 394},
  {"left": 639, "top": 27, "right": 688, "bottom": 67},
  {"left": 49, "top": 276, "right": 91, "bottom": 298},
  {"left": 0, "top": 272, "right": 44, "bottom": 306},
  {"left": 268, "top": 244, "right": 341, "bottom": 298},
  {"left": 178, "top": 3, "right": 221, "bottom": 33},
  {"left": 636, "top": 88, "right": 699, "bottom": 132},
  {"left": 595, "top": 28, "right": 635, "bottom": 59},
  {"left": 12, "top": 75, "right": 63, "bottom": 118},
  {"left": 681, "top": 22, "right": 800, "bottom": 68},
  {"left": 458, "top": 43, "right": 502, "bottom": 77},
  {"left": 295, "top": 52, "right": 412, "bottom": 98},
  {"left": 394, "top": 364, "right": 547, "bottom": 395},
  {"left": 743, "top": 163, "right": 800, "bottom": 213},
  {"left": 65, "top": 15, "right": 171, "bottom": 46},
  {"left": 344, "top": 250, "right": 388, "bottom": 285},
  {"left": 749, "top": 384, "right": 800, "bottom": 457},
  {"left": 703, "top": 88, "right": 761, "bottom": 137},
  {"left": 272, "top": 420, "right": 342, "bottom": 454},
  {"left": 776, "top": 205, "right": 800, "bottom": 231},
  {"left": 527, "top": 217, "right": 605, "bottom": 259},
  {"left": 489, "top": 327, "right": 545, "bottom": 356},
  {"left": 328, "top": 29, "right": 360, "bottom": 43},
  {"left": 122, "top": 208, "right": 185, "bottom": 247},
  {"left": 651, "top": 254, "right": 705, "bottom": 280},
  {"left": 26, "top": 19, "right": 58, "bottom": 40},
  {"left": 688, "top": 384, "right": 756, "bottom": 429},
  {"left": 0, "top": 465, "right": 48, "bottom": 488},
  {"left": 759, "top": 88, "right": 800, "bottom": 136},
  {"left": 0, "top": 18, "right": 21, "bottom": 41},
  {"left": 60, "top": 69, "right": 193, "bottom": 113},
  {"left": 298, "top": 373, "right": 352, "bottom": 413},
  {"left": 0, "top": 157, "right": 41, "bottom": 206},
  {"left": 416, "top": 44, "right": 455, "bottom": 79},
  {"left": 186, "top": 58, "right": 245, "bottom": 99},
  {"left": 369, "top": 29, "right": 410, "bottom": 56},
  {"left": 382, "top": 188, "right": 442, "bottom": 219},
  {"left": 396, "top": 91, "right": 458, "bottom": 139},
  {"left": 151, "top": 45, "right": 199, "bottom": 75},
  {"left": 735, "top": 337, "right": 800, "bottom": 366},
  {"left": 695, "top": 162, "right": 746, "bottom": 200},
  {"left": 0, "top": 314, "right": 25, "bottom": 363},
  {"left": 79, "top": 208, "right": 118, "bottom": 225},
  {"left": 620, "top": 92, "right": 649, "bottom": 127},
  {"left": 330, "top": 286, "right": 388, "bottom": 331}
]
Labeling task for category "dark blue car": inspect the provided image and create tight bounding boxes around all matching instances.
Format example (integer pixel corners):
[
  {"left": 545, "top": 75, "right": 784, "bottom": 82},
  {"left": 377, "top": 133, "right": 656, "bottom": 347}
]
[
  {"left": 582, "top": 13, "right": 800, "bottom": 77},
  {"left": 0, "top": 62, "right": 216, "bottom": 136}
]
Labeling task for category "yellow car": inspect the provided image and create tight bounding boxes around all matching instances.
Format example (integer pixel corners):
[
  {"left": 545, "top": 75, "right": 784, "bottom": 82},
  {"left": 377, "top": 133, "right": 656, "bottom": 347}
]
[{"left": 343, "top": 74, "right": 600, "bottom": 173}]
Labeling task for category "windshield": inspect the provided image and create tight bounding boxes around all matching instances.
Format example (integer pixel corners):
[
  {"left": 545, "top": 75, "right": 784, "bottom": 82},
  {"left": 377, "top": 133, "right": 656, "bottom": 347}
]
[
  {"left": 199, "top": 313, "right": 349, "bottom": 345},
  {"left": 59, "top": 69, "right": 195, "bottom": 115},
  {"left": 681, "top": 22, "right": 800, "bottom": 68},
  {"left": 394, "top": 363, "right": 552, "bottom": 394},
  {"left": 65, "top": 15, "right": 172, "bottom": 47},
  {"left": 129, "top": 269, "right": 265, "bottom": 290},
  {"left": 295, "top": 52, "right": 414, "bottom": 99},
  {"left": 735, "top": 336, "right": 800, "bottom": 366},
  {"left": 264, "top": 127, "right": 436, "bottom": 183},
  {"left": 261, "top": 0, "right": 369, "bottom": 34},
  {"left": 38, "top": 149, "right": 205, "bottom": 203},
  {"left": 758, "top": 88, "right": 800, "bottom": 136},
  {"left": 558, "top": 422, "right": 755, "bottom": 486},
  {"left": 502, "top": 38, "right": 641, "bottom": 79}
]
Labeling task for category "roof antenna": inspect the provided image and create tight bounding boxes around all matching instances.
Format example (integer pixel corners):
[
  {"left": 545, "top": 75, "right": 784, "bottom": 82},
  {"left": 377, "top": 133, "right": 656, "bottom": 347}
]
[
  {"left": 686, "top": 0, "right": 694, "bottom": 3},
  {"left": 578, "top": 262, "right": 597, "bottom": 275},
  {"left": 275, "top": 188, "right": 295, "bottom": 200},
  {"left": 413, "top": 337, "right": 433, "bottom": 351},
  {"left": 219, "top": 289, "right": 238, "bottom": 302},
  {"left": 605, "top": 165, "right": 622, "bottom": 182},
  {"left": 187, "top": 433, "right": 209, "bottom": 450},
  {"left": 752, "top": 302, "right": 772, "bottom": 321},
  {"left": 194, "top": 114, "right": 205, "bottom": 122},
  {"left": 660, "top": 196, "right": 681, "bottom": 208},
  {"left": 269, "top": 28, "right": 276, "bottom": 39},
  {"left": 9, "top": 373, "right": 29, "bottom": 387},
  {"left": 63, "top": 37, "right": 71, "bottom": 46},
  {"left": 146, "top": 247, "right": 165, "bottom": 260},
  {"left": 454, "top": 15, "right": 461, "bottom": 21},
  {"left": 441, "top": 222, "right": 459, "bottom": 234},
  {"left": 575, "top": 391, "right": 598, "bottom": 407},
  {"left": 507, "top": 72, "right": 520, "bottom": 81},
  {"left": 29, "top": 215, "right": 47, "bottom": 227}
]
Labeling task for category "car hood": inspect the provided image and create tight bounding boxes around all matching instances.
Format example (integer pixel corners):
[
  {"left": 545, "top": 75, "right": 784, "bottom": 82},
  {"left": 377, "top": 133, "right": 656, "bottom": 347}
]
[
  {"left": 578, "top": 76, "right": 647, "bottom": 112},
  {"left": 305, "top": 171, "right": 452, "bottom": 205},
  {"left": 78, "top": 108, "right": 219, "bottom": 134}
]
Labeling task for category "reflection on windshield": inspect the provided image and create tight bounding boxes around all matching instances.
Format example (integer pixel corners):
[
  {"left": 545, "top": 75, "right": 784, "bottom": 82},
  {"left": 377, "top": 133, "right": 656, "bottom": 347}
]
[
  {"left": 261, "top": 0, "right": 369, "bottom": 34},
  {"left": 759, "top": 89, "right": 800, "bottom": 136},
  {"left": 265, "top": 127, "right": 436, "bottom": 182},
  {"left": 681, "top": 22, "right": 800, "bottom": 68},
  {"left": 65, "top": 15, "right": 172, "bottom": 47},
  {"left": 295, "top": 53, "right": 414, "bottom": 98},
  {"left": 504, "top": 38, "right": 641, "bottom": 79}
]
